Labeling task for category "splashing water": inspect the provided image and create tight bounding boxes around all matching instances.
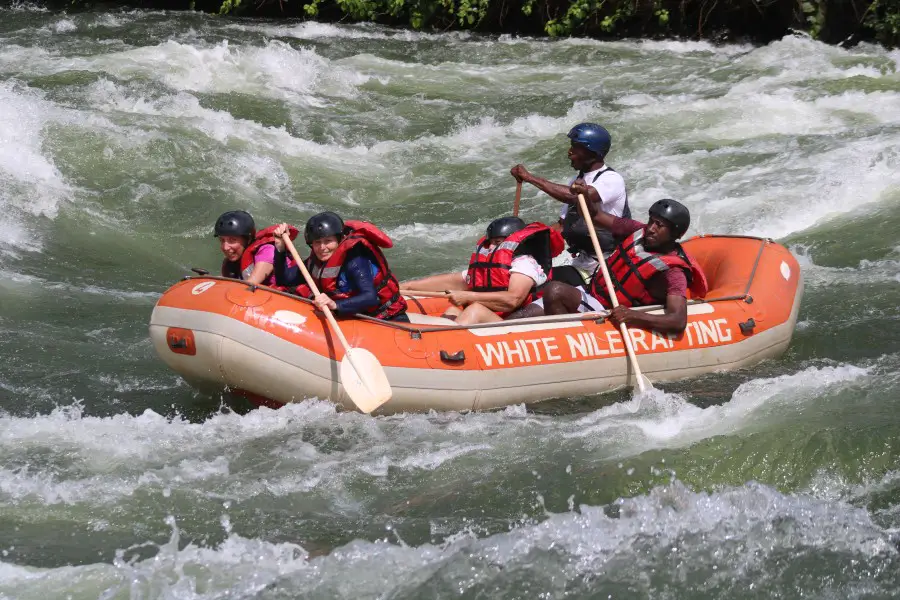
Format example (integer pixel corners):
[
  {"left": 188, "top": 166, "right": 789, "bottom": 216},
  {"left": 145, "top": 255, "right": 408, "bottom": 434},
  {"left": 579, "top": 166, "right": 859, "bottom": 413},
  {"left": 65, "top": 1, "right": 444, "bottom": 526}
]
[{"left": 1, "top": 7, "right": 899, "bottom": 598}]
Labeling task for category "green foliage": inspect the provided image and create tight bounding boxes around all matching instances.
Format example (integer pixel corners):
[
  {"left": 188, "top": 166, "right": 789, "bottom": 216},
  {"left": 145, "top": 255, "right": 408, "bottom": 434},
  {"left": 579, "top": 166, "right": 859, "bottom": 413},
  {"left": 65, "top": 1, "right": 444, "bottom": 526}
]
[
  {"left": 219, "top": 0, "right": 242, "bottom": 13},
  {"left": 206, "top": 0, "right": 898, "bottom": 50},
  {"left": 655, "top": 7, "right": 668, "bottom": 26},
  {"left": 864, "top": 0, "right": 900, "bottom": 46},
  {"left": 440, "top": 0, "right": 491, "bottom": 26},
  {"left": 543, "top": 0, "right": 669, "bottom": 37},
  {"left": 801, "top": 0, "right": 825, "bottom": 39}
]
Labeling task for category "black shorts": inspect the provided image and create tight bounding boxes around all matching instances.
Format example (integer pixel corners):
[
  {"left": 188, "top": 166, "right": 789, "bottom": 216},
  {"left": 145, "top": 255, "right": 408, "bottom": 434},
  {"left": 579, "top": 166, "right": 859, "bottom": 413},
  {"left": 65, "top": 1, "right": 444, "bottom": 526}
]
[{"left": 550, "top": 265, "right": 589, "bottom": 288}]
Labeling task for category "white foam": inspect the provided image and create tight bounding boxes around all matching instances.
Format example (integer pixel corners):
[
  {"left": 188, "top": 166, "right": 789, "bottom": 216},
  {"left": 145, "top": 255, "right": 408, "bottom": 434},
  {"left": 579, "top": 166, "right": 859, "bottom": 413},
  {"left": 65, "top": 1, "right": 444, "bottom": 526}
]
[
  {"left": 0, "top": 82, "right": 72, "bottom": 255},
  {"left": 227, "top": 21, "right": 472, "bottom": 42},
  {"left": 83, "top": 78, "right": 360, "bottom": 163},
  {"left": 626, "top": 104, "right": 900, "bottom": 238},
  {"left": 0, "top": 480, "right": 892, "bottom": 597},
  {"left": 791, "top": 245, "right": 900, "bottom": 287},
  {"left": 48, "top": 18, "right": 77, "bottom": 33},
  {"left": 93, "top": 39, "right": 369, "bottom": 101},
  {"left": 0, "top": 269, "right": 160, "bottom": 302},
  {"left": 87, "top": 13, "right": 125, "bottom": 29},
  {"left": 4, "top": 1, "right": 48, "bottom": 12},
  {"left": 562, "top": 363, "right": 872, "bottom": 454},
  {"left": 386, "top": 222, "right": 481, "bottom": 243},
  {"left": 358, "top": 443, "right": 491, "bottom": 476}
]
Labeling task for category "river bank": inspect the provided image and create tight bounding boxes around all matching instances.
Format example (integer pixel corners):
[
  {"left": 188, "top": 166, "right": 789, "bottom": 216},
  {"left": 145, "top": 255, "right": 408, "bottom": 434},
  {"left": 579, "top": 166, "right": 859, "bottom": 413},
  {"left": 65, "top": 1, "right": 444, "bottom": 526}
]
[{"left": 19, "top": 0, "right": 900, "bottom": 47}]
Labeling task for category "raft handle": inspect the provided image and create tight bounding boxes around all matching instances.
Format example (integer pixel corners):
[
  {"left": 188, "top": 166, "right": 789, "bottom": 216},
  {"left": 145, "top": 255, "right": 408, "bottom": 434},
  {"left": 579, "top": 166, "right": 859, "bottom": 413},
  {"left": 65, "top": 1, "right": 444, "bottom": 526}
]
[
  {"left": 744, "top": 295, "right": 754, "bottom": 304},
  {"left": 440, "top": 350, "right": 466, "bottom": 363},
  {"left": 739, "top": 318, "right": 756, "bottom": 335},
  {"left": 191, "top": 267, "right": 210, "bottom": 276},
  {"left": 410, "top": 331, "right": 422, "bottom": 340}
]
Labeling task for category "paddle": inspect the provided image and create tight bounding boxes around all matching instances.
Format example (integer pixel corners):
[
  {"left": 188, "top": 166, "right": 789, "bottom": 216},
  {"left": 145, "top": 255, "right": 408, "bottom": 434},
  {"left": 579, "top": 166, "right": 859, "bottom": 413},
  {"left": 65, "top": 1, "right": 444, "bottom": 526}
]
[
  {"left": 576, "top": 194, "right": 651, "bottom": 393},
  {"left": 512, "top": 180, "right": 523, "bottom": 217},
  {"left": 399, "top": 289, "right": 452, "bottom": 298},
  {"left": 282, "top": 234, "right": 392, "bottom": 413}
]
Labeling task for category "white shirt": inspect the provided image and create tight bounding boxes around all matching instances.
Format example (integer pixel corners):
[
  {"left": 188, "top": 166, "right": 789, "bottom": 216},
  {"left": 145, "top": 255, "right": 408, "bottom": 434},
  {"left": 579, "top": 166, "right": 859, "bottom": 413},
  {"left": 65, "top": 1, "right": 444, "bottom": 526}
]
[
  {"left": 559, "top": 166, "right": 627, "bottom": 273},
  {"left": 462, "top": 255, "right": 548, "bottom": 287},
  {"left": 558, "top": 166, "right": 627, "bottom": 221},
  {"left": 509, "top": 255, "right": 548, "bottom": 286}
]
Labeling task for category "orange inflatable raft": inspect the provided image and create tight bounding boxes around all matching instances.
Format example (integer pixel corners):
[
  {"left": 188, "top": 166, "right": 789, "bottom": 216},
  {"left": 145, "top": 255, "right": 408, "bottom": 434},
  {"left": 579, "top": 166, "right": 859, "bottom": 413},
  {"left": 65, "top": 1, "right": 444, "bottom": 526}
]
[{"left": 149, "top": 235, "right": 803, "bottom": 414}]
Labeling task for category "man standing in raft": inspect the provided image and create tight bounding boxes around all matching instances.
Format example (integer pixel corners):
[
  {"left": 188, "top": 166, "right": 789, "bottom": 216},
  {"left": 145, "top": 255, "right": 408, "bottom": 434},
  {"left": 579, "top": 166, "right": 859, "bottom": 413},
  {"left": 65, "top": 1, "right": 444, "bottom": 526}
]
[
  {"left": 214, "top": 210, "right": 297, "bottom": 287},
  {"left": 520, "top": 197, "right": 707, "bottom": 335},
  {"left": 510, "top": 122, "right": 630, "bottom": 288},
  {"left": 272, "top": 212, "right": 409, "bottom": 322},
  {"left": 401, "top": 216, "right": 564, "bottom": 325}
]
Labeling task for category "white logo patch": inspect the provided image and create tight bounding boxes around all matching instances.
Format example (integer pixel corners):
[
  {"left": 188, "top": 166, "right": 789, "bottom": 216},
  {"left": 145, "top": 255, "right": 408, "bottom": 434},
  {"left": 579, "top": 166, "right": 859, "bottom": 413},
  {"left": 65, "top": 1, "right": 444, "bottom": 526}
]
[
  {"left": 780, "top": 261, "right": 791, "bottom": 281},
  {"left": 273, "top": 310, "right": 307, "bottom": 328},
  {"left": 192, "top": 281, "right": 216, "bottom": 295}
]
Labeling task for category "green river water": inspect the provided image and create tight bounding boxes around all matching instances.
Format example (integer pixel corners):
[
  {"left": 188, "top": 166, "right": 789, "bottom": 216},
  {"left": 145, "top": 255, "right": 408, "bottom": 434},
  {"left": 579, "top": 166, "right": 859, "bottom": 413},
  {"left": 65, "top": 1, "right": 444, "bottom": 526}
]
[{"left": 1, "top": 6, "right": 900, "bottom": 598}]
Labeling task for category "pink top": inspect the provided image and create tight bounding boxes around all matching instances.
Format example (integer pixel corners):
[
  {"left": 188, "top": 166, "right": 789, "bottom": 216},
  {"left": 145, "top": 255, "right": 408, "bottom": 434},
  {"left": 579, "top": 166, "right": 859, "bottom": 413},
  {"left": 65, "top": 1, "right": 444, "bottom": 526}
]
[
  {"left": 255, "top": 243, "right": 276, "bottom": 264},
  {"left": 253, "top": 243, "right": 277, "bottom": 286},
  {"left": 609, "top": 218, "right": 688, "bottom": 299}
]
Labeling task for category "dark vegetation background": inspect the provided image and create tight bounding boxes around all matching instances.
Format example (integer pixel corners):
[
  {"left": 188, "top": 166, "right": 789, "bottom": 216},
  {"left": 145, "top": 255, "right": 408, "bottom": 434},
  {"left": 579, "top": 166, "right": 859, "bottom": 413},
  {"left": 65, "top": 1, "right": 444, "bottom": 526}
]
[{"left": 13, "top": 0, "right": 900, "bottom": 48}]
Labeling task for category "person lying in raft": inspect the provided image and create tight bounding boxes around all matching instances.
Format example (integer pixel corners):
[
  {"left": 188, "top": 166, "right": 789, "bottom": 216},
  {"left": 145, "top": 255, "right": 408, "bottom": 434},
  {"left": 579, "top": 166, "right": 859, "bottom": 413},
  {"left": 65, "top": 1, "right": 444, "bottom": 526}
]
[
  {"left": 271, "top": 212, "right": 410, "bottom": 322},
  {"left": 401, "top": 217, "right": 564, "bottom": 326},
  {"left": 510, "top": 197, "right": 707, "bottom": 334},
  {"left": 214, "top": 210, "right": 298, "bottom": 287}
]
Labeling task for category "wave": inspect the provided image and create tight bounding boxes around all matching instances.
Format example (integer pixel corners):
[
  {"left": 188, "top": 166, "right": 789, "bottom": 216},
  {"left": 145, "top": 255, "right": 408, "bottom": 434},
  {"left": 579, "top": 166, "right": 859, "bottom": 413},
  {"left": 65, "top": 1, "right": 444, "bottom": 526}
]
[
  {"left": 0, "top": 478, "right": 895, "bottom": 598},
  {"left": 791, "top": 245, "right": 900, "bottom": 287},
  {"left": 0, "top": 362, "right": 874, "bottom": 511},
  {"left": 0, "top": 81, "right": 73, "bottom": 255}
]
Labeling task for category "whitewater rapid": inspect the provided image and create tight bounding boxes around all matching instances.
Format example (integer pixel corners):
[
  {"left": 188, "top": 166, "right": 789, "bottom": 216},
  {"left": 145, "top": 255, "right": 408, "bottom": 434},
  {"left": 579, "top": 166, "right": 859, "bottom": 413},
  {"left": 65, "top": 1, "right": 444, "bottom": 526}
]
[{"left": 1, "top": 6, "right": 899, "bottom": 598}]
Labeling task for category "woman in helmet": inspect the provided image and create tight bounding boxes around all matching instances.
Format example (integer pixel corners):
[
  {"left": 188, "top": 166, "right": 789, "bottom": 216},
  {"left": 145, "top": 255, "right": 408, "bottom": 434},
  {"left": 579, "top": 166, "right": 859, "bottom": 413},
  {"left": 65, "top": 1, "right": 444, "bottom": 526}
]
[
  {"left": 272, "top": 212, "right": 409, "bottom": 322},
  {"left": 402, "top": 216, "right": 564, "bottom": 325},
  {"left": 214, "top": 210, "right": 283, "bottom": 286}
]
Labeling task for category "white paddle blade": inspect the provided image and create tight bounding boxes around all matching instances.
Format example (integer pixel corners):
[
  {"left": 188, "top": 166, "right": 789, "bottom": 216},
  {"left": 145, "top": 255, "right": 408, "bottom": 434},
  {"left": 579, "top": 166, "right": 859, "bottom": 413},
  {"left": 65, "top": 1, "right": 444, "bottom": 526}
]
[
  {"left": 339, "top": 347, "right": 392, "bottom": 413},
  {"left": 634, "top": 374, "right": 654, "bottom": 394}
]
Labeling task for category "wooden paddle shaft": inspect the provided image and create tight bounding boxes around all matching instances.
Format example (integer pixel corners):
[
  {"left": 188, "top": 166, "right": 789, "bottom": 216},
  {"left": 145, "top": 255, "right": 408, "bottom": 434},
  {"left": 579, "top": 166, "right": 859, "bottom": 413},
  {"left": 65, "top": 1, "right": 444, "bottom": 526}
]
[
  {"left": 576, "top": 194, "right": 647, "bottom": 392},
  {"left": 399, "top": 289, "right": 451, "bottom": 298},
  {"left": 283, "top": 234, "right": 393, "bottom": 413},
  {"left": 513, "top": 180, "right": 523, "bottom": 217},
  {"left": 282, "top": 235, "right": 353, "bottom": 354}
]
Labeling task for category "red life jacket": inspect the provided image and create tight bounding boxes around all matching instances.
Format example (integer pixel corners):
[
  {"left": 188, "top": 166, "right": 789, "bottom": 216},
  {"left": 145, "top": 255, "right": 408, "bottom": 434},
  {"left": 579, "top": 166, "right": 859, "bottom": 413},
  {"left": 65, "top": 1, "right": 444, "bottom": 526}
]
[
  {"left": 467, "top": 223, "right": 565, "bottom": 316},
  {"left": 303, "top": 220, "right": 407, "bottom": 320},
  {"left": 221, "top": 225, "right": 299, "bottom": 291},
  {"left": 589, "top": 227, "right": 708, "bottom": 308}
]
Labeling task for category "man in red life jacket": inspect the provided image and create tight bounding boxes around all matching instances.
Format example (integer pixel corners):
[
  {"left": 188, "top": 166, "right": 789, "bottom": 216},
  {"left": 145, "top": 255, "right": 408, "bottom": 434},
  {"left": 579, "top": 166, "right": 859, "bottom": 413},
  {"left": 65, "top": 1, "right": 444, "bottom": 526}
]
[
  {"left": 528, "top": 197, "right": 707, "bottom": 334},
  {"left": 402, "top": 216, "right": 564, "bottom": 326},
  {"left": 214, "top": 210, "right": 287, "bottom": 287}
]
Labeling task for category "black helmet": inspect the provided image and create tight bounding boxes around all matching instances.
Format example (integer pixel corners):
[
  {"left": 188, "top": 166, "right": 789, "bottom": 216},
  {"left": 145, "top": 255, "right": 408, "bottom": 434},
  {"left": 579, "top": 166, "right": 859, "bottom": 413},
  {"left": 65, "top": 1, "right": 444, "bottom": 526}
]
[
  {"left": 567, "top": 123, "right": 612, "bottom": 158},
  {"left": 305, "top": 211, "right": 345, "bottom": 245},
  {"left": 214, "top": 210, "right": 256, "bottom": 239},
  {"left": 486, "top": 216, "right": 526, "bottom": 240},
  {"left": 648, "top": 199, "right": 691, "bottom": 238}
]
